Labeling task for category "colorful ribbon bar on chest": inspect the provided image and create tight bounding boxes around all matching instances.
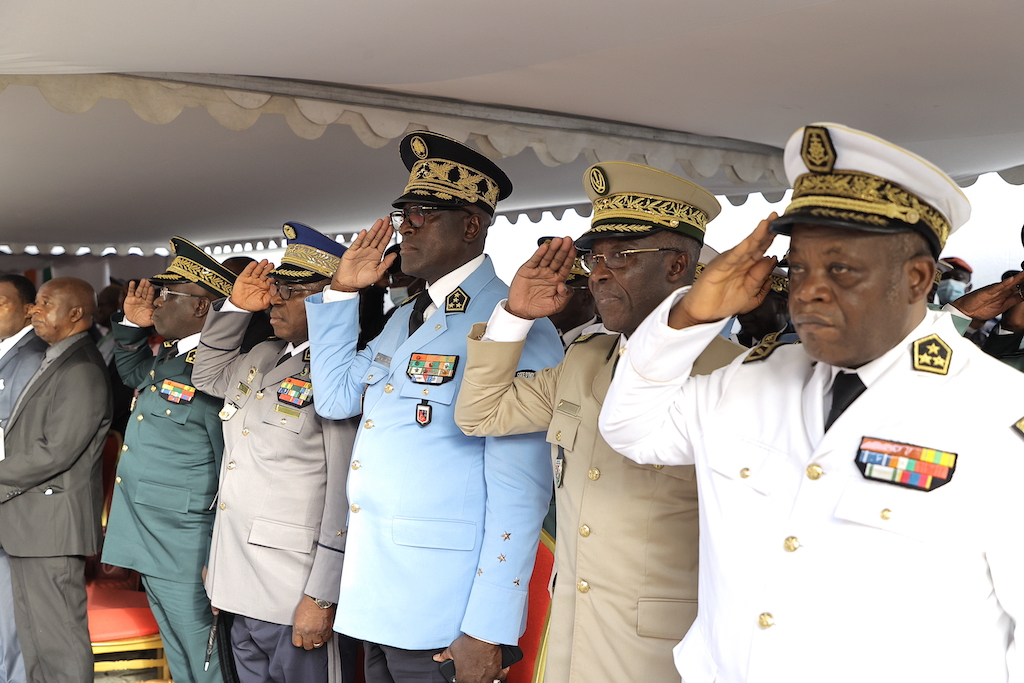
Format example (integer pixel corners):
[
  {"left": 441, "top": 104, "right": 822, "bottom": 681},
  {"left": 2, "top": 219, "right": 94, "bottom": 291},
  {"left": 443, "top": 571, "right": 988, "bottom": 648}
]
[
  {"left": 856, "top": 437, "right": 957, "bottom": 492},
  {"left": 278, "top": 377, "right": 314, "bottom": 407},
  {"left": 160, "top": 380, "right": 196, "bottom": 404},
  {"left": 407, "top": 354, "right": 458, "bottom": 385}
]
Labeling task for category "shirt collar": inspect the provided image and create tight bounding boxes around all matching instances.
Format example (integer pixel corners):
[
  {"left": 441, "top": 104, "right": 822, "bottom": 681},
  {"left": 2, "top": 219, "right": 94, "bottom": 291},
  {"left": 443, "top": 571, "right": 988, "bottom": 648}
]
[
  {"left": 175, "top": 331, "right": 202, "bottom": 355},
  {"left": 284, "top": 340, "right": 310, "bottom": 357},
  {"left": 0, "top": 325, "right": 34, "bottom": 361},
  {"left": 425, "top": 254, "right": 486, "bottom": 310},
  {"left": 825, "top": 309, "right": 942, "bottom": 389}
]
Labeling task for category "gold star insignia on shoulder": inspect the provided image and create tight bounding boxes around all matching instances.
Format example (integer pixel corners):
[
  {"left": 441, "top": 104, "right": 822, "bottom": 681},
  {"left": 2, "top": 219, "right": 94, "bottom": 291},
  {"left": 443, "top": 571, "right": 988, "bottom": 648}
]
[
  {"left": 162, "top": 340, "right": 174, "bottom": 349},
  {"left": 912, "top": 333, "right": 951, "bottom": 375},
  {"left": 743, "top": 331, "right": 799, "bottom": 363},
  {"left": 497, "top": 554, "right": 506, "bottom": 563},
  {"left": 501, "top": 532, "right": 511, "bottom": 541},
  {"left": 445, "top": 287, "right": 470, "bottom": 313},
  {"left": 185, "top": 349, "right": 197, "bottom": 364}
]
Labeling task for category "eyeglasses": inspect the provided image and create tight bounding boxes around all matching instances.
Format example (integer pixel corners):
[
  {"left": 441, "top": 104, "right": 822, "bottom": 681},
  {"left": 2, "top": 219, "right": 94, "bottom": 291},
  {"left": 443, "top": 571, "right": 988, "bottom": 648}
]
[
  {"left": 155, "top": 287, "right": 207, "bottom": 302},
  {"left": 269, "top": 282, "right": 326, "bottom": 301},
  {"left": 389, "top": 205, "right": 471, "bottom": 229},
  {"left": 581, "top": 248, "right": 682, "bottom": 273}
]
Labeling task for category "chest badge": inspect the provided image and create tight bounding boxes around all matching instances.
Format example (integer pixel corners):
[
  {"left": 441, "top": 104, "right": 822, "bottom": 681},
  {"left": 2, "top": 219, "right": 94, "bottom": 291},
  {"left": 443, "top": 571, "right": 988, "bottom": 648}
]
[
  {"left": 416, "top": 399, "right": 432, "bottom": 427},
  {"left": 218, "top": 401, "right": 239, "bottom": 421},
  {"left": 246, "top": 366, "right": 258, "bottom": 383},
  {"left": 856, "top": 436, "right": 957, "bottom": 492},
  {"left": 407, "top": 354, "right": 458, "bottom": 385},
  {"left": 278, "top": 377, "right": 314, "bottom": 408},
  {"left": 912, "top": 334, "right": 951, "bottom": 375},
  {"left": 445, "top": 287, "right": 470, "bottom": 313},
  {"left": 160, "top": 379, "right": 196, "bottom": 404}
]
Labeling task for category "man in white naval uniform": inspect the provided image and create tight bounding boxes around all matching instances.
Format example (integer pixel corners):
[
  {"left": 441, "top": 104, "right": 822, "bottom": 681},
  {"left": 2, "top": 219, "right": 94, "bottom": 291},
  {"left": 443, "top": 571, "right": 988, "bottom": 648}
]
[{"left": 600, "top": 123, "right": 1024, "bottom": 683}]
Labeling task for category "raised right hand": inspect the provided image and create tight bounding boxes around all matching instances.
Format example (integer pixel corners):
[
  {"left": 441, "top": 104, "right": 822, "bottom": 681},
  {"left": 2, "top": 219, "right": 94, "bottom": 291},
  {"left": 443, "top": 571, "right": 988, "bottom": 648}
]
[
  {"left": 668, "top": 213, "right": 779, "bottom": 329},
  {"left": 506, "top": 237, "right": 577, "bottom": 320},
  {"left": 230, "top": 260, "right": 275, "bottom": 311},
  {"left": 123, "top": 279, "right": 156, "bottom": 328},
  {"left": 331, "top": 219, "right": 397, "bottom": 293}
]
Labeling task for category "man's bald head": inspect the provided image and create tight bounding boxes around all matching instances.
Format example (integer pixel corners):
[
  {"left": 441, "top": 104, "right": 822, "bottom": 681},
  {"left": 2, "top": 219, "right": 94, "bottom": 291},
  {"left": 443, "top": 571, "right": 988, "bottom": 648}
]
[{"left": 31, "top": 277, "right": 97, "bottom": 345}]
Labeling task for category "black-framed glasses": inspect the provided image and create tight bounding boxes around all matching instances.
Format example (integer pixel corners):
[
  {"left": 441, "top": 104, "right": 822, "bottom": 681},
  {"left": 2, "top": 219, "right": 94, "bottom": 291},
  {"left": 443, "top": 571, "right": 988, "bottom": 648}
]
[
  {"left": 581, "top": 248, "right": 682, "bottom": 273},
  {"left": 155, "top": 286, "right": 207, "bottom": 302},
  {"left": 389, "top": 205, "right": 471, "bottom": 229},
  {"left": 269, "top": 281, "right": 326, "bottom": 301}
]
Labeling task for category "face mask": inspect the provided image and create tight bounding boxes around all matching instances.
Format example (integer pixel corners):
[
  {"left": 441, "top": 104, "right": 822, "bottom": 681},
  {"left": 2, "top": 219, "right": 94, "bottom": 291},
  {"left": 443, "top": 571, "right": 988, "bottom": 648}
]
[
  {"left": 937, "top": 279, "right": 967, "bottom": 305},
  {"left": 389, "top": 287, "right": 409, "bottom": 307}
]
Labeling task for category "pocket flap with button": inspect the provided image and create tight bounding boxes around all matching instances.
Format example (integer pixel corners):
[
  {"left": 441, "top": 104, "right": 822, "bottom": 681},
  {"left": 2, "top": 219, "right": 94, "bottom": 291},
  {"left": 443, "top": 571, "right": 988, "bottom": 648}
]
[
  {"left": 547, "top": 412, "right": 580, "bottom": 451},
  {"left": 248, "top": 517, "right": 316, "bottom": 554},
  {"left": 625, "top": 458, "right": 696, "bottom": 481},
  {"left": 263, "top": 406, "right": 308, "bottom": 434},
  {"left": 833, "top": 482, "right": 941, "bottom": 542},
  {"left": 706, "top": 439, "right": 780, "bottom": 495},
  {"left": 135, "top": 480, "right": 191, "bottom": 513},
  {"left": 399, "top": 380, "right": 457, "bottom": 406},
  {"left": 363, "top": 364, "right": 389, "bottom": 386},
  {"left": 150, "top": 400, "right": 194, "bottom": 425},
  {"left": 392, "top": 517, "right": 477, "bottom": 551},
  {"left": 637, "top": 597, "right": 698, "bottom": 640}
]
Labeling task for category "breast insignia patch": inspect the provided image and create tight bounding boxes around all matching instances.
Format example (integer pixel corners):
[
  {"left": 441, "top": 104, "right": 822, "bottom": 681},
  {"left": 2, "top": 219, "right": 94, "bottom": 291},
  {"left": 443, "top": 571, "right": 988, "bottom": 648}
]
[
  {"left": 445, "top": 287, "right": 470, "bottom": 313},
  {"left": 856, "top": 436, "right": 957, "bottom": 492},
  {"left": 912, "top": 334, "right": 951, "bottom": 375},
  {"left": 743, "top": 331, "right": 798, "bottom": 363},
  {"left": 1012, "top": 416, "right": 1024, "bottom": 440},
  {"left": 185, "top": 349, "right": 197, "bottom": 364}
]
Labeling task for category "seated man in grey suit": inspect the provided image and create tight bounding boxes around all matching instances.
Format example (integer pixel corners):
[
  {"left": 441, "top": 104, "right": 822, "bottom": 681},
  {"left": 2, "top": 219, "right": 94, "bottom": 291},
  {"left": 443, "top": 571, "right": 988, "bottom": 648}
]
[
  {"left": 0, "top": 277, "right": 112, "bottom": 683},
  {"left": 0, "top": 274, "right": 45, "bottom": 683}
]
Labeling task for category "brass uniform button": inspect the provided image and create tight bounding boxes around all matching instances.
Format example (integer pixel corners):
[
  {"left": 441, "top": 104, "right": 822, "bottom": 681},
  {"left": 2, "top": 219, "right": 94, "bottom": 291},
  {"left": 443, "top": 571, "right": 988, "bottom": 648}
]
[
  {"left": 579, "top": 525, "right": 591, "bottom": 537},
  {"left": 115, "top": 476, "right": 122, "bottom": 484},
  {"left": 783, "top": 536, "right": 800, "bottom": 552},
  {"left": 280, "top": 418, "right": 287, "bottom": 425},
  {"left": 364, "top": 420, "right": 374, "bottom": 429},
  {"left": 350, "top": 504, "right": 360, "bottom": 513},
  {"left": 242, "top": 428, "right": 250, "bottom": 436},
  {"left": 422, "top": 389, "right": 429, "bottom": 396},
  {"left": 758, "top": 612, "right": 774, "bottom": 629},
  {"left": 137, "top": 415, "right": 144, "bottom": 422},
  {"left": 219, "top": 502, "right": 227, "bottom": 510},
  {"left": 256, "top": 391, "right": 264, "bottom": 399},
  {"left": 121, "top": 444, "right": 129, "bottom": 452},
  {"left": 149, "top": 385, "right": 156, "bottom": 392},
  {"left": 577, "top": 580, "right": 590, "bottom": 594},
  {"left": 234, "top": 394, "right": 241, "bottom": 401},
  {"left": 588, "top": 468, "right": 601, "bottom": 481},
  {"left": 227, "top": 461, "right": 236, "bottom": 470},
  {"left": 880, "top": 508, "right": 892, "bottom": 520},
  {"left": 739, "top": 468, "right": 751, "bottom": 478},
  {"left": 384, "top": 384, "right": 394, "bottom": 393},
  {"left": 555, "top": 431, "right": 562, "bottom": 441},
  {"left": 351, "top": 461, "right": 361, "bottom": 470},
  {"left": 806, "top": 464, "right": 823, "bottom": 480},
  {"left": 653, "top": 464, "right": 664, "bottom": 469},
  {"left": 435, "top": 324, "right": 442, "bottom": 330},
  {"left": 165, "top": 409, "right": 172, "bottom": 415}
]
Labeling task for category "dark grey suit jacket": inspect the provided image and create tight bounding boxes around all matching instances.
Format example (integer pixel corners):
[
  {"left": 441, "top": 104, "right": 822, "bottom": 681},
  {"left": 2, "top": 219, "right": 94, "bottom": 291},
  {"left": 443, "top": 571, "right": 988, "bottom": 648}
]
[
  {"left": 0, "top": 334, "right": 112, "bottom": 557},
  {"left": 0, "top": 329, "right": 47, "bottom": 428}
]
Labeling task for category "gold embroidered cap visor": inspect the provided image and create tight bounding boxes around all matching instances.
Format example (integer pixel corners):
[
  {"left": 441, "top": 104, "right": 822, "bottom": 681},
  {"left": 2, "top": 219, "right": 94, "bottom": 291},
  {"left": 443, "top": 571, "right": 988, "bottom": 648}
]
[
  {"left": 150, "top": 236, "right": 236, "bottom": 298},
  {"left": 575, "top": 162, "right": 721, "bottom": 250},
  {"left": 769, "top": 123, "right": 970, "bottom": 259},
  {"left": 268, "top": 222, "right": 346, "bottom": 284},
  {"left": 392, "top": 131, "right": 512, "bottom": 216}
]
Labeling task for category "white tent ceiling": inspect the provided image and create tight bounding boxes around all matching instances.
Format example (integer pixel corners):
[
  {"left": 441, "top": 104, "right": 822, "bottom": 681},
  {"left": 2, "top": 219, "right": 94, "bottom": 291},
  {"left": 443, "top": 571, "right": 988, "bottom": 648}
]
[{"left": 3, "top": 0, "right": 1024, "bottom": 253}]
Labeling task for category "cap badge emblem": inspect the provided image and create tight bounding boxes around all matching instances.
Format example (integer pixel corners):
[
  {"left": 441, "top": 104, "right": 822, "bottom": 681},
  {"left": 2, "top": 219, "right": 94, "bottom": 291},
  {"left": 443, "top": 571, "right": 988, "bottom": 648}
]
[
  {"left": 801, "top": 126, "right": 837, "bottom": 174},
  {"left": 410, "top": 135, "right": 429, "bottom": 160},
  {"left": 588, "top": 166, "right": 609, "bottom": 196},
  {"left": 283, "top": 224, "right": 297, "bottom": 240}
]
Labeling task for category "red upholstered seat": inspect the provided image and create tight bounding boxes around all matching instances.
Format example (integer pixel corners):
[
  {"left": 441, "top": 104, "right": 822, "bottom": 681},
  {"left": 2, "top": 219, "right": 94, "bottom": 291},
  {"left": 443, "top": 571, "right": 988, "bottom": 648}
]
[
  {"left": 507, "top": 531, "right": 555, "bottom": 683},
  {"left": 87, "top": 584, "right": 160, "bottom": 642}
]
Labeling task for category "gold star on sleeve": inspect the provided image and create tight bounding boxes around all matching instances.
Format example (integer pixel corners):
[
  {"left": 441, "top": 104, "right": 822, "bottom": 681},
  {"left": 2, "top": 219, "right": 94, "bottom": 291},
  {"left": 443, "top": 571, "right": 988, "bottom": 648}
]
[
  {"left": 501, "top": 532, "right": 511, "bottom": 541},
  {"left": 513, "top": 578, "right": 520, "bottom": 586},
  {"left": 497, "top": 554, "right": 506, "bottom": 563}
]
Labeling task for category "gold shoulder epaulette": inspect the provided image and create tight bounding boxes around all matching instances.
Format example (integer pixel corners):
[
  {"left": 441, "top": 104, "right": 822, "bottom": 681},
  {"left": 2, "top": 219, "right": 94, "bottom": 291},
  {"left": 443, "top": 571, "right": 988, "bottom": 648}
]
[
  {"left": 912, "top": 334, "right": 951, "bottom": 375},
  {"left": 743, "top": 331, "right": 798, "bottom": 363}
]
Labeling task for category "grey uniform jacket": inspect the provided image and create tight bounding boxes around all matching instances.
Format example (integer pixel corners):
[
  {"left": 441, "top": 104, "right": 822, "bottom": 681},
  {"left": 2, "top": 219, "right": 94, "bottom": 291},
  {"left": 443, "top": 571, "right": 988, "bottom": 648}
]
[
  {"left": 0, "top": 334, "right": 112, "bottom": 557},
  {"left": 193, "top": 305, "right": 355, "bottom": 626},
  {"left": 0, "top": 331, "right": 46, "bottom": 428}
]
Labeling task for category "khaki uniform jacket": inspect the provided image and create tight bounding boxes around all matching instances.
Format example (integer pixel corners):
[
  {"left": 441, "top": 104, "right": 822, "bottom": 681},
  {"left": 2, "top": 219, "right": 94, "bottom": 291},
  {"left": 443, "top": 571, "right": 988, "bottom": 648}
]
[
  {"left": 456, "top": 323, "right": 742, "bottom": 683},
  {"left": 193, "top": 306, "right": 355, "bottom": 626}
]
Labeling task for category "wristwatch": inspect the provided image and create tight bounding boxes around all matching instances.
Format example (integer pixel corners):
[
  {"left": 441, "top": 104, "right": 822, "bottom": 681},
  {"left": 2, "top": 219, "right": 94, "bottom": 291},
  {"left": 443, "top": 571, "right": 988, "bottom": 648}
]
[{"left": 312, "top": 598, "right": 334, "bottom": 610}]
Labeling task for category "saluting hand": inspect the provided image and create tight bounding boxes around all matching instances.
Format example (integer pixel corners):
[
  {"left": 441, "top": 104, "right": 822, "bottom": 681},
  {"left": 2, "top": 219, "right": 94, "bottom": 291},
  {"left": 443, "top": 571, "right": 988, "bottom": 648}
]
[
  {"left": 331, "top": 219, "right": 397, "bottom": 293},
  {"left": 230, "top": 260, "right": 275, "bottom": 312},
  {"left": 948, "top": 270, "right": 1024, "bottom": 326},
  {"left": 506, "top": 237, "right": 577, "bottom": 320},
  {"left": 668, "top": 213, "right": 779, "bottom": 329},
  {"left": 123, "top": 279, "right": 157, "bottom": 328}
]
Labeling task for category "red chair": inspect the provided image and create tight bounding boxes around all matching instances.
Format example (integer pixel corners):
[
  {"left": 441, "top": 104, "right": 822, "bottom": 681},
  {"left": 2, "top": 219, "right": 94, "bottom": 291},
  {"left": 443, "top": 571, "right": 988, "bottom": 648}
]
[{"left": 508, "top": 530, "right": 555, "bottom": 683}]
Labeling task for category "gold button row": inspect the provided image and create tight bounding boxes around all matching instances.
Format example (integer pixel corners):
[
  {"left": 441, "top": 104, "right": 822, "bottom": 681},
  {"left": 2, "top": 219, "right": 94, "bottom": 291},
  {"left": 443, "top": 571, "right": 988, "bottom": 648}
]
[
  {"left": 588, "top": 468, "right": 601, "bottom": 481},
  {"left": 577, "top": 580, "right": 590, "bottom": 594},
  {"left": 579, "top": 525, "right": 591, "bottom": 537}
]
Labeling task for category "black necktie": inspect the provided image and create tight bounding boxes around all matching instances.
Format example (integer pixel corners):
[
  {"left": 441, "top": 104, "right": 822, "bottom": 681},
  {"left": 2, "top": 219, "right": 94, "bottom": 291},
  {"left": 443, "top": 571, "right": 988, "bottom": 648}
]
[
  {"left": 825, "top": 371, "right": 866, "bottom": 431},
  {"left": 275, "top": 351, "right": 291, "bottom": 367},
  {"left": 408, "top": 291, "right": 432, "bottom": 336}
]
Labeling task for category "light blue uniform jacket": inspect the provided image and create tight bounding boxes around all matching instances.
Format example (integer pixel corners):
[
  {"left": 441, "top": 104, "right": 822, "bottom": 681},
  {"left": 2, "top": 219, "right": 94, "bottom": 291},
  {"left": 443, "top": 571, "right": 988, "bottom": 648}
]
[{"left": 306, "top": 257, "right": 563, "bottom": 649}]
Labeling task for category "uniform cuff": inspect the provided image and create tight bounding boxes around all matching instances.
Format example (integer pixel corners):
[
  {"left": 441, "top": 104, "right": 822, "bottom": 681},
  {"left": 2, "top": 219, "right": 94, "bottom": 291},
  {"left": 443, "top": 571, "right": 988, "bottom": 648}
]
[
  {"left": 220, "top": 298, "right": 249, "bottom": 313},
  {"left": 481, "top": 301, "right": 535, "bottom": 343},
  {"left": 322, "top": 285, "right": 359, "bottom": 303}
]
